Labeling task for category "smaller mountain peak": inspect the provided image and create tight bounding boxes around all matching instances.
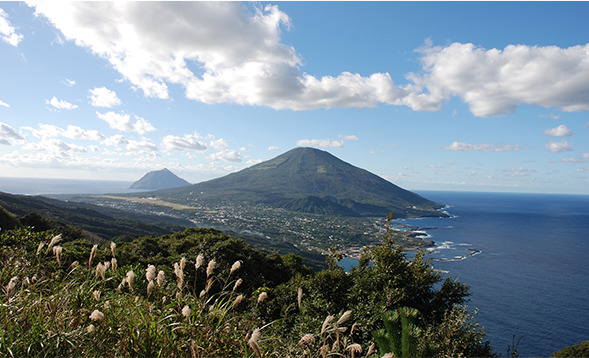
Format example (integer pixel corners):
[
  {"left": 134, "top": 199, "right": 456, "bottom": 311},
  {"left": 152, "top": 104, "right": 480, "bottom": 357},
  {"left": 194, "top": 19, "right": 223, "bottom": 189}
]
[{"left": 130, "top": 168, "right": 191, "bottom": 190}]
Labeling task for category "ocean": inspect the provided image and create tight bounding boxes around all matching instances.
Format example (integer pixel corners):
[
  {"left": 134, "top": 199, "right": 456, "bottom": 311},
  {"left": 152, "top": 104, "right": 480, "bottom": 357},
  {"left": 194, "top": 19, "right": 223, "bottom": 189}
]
[
  {"left": 401, "top": 190, "right": 589, "bottom": 357},
  {"left": 1, "top": 178, "right": 587, "bottom": 356}
]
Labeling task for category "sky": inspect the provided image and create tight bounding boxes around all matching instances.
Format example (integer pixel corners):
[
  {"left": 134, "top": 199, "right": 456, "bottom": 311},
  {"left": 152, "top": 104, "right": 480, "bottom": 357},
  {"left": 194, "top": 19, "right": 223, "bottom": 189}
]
[{"left": 1, "top": 2, "right": 589, "bottom": 195}]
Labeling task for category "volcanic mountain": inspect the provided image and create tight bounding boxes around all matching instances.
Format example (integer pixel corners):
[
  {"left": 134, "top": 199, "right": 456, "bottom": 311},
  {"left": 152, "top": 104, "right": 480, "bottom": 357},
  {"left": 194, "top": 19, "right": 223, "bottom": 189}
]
[
  {"left": 150, "top": 148, "right": 444, "bottom": 218},
  {"left": 130, "top": 168, "right": 191, "bottom": 190}
]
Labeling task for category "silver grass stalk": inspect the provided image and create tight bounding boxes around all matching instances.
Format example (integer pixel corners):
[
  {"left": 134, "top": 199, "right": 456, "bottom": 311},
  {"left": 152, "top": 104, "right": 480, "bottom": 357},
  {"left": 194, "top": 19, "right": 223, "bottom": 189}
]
[
  {"left": 232, "top": 278, "right": 243, "bottom": 292},
  {"left": 336, "top": 310, "right": 352, "bottom": 327},
  {"left": 230, "top": 260, "right": 241, "bottom": 275},
  {"left": 205, "top": 278, "right": 213, "bottom": 293},
  {"left": 89, "top": 309, "right": 104, "bottom": 321},
  {"left": 321, "top": 315, "right": 334, "bottom": 335},
  {"left": 147, "top": 280, "right": 154, "bottom": 298},
  {"left": 297, "top": 333, "right": 315, "bottom": 346},
  {"left": 86, "top": 324, "right": 95, "bottom": 333},
  {"left": 248, "top": 328, "right": 262, "bottom": 358},
  {"left": 53, "top": 245, "right": 62, "bottom": 266},
  {"left": 180, "top": 257, "right": 186, "bottom": 271},
  {"left": 93, "top": 290, "right": 101, "bottom": 301},
  {"left": 104, "top": 261, "right": 110, "bottom": 271},
  {"left": 257, "top": 291, "right": 268, "bottom": 304},
  {"left": 88, "top": 244, "right": 98, "bottom": 268},
  {"left": 182, "top": 305, "right": 192, "bottom": 318},
  {"left": 195, "top": 254, "right": 204, "bottom": 270},
  {"left": 206, "top": 259, "right": 216, "bottom": 277},
  {"left": 345, "top": 343, "right": 362, "bottom": 358},
  {"left": 46, "top": 234, "right": 62, "bottom": 254},
  {"left": 110, "top": 241, "right": 116, "bottom": 257},
  {"left": 36, "top": 242, "right": 44, "bottom": 255},
  {"left": 366, "top": 342, "right": 376, "bottom": 356},
  {"left": 297, "top": 287, "right": 303, "bottom": 310},
  {"left": 156, "top": 270, "right": 165, "bottom": 287},
  {"left": 95, "top": 262, "right": 106, "bottom": 280},
  {"left": 126, "top": 270, "right": 135, "bottom": 289},
  {"left": 382, "top": 354, "right": 394, "bottom": 358},
  {"left": 232, "top": 294, "right": 244, "bottom": 309},
  {"left": 174, "top": 262, "right": 184, "bottom": 291},
  {"left": 146, "top": 264, "right": 156, "bottom": 282},
  {"left": 111, "top": 257, "right": 117, "bottom": 273}
]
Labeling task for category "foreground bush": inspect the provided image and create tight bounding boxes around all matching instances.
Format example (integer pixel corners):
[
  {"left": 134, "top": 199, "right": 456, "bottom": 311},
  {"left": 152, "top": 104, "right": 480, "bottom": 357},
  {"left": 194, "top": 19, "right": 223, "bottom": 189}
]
[{"left": 1, "top": 223, "right": 495, "bottom": 357}]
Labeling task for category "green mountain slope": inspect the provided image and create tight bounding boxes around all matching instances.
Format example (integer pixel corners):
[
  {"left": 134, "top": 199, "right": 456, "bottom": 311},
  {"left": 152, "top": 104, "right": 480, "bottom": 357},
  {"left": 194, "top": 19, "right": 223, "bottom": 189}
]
[{"left": 150, "top": 147, "right": 445, "bottom": 218}]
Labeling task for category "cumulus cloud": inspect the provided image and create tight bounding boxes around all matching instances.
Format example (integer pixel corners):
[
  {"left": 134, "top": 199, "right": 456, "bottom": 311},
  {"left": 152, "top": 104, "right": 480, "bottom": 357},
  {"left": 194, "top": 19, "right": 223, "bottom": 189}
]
[
  {"left": 442, "top": 141, "right": 520, "bottom": 152},
  {"left": 23, "top": 124, "right": 105, "bottom": 141},
  {"left": 46, "top": 96, "right": 78, "bottom": 110},
  {"left": 28, "top": 2, "right": 589, "bottom": 116},
  {"left": 126, "top": 139, "right": 158, "bottom": 152},
  {"left": 96, "top": 111, "right": 156, "bottom": 135},
  {"left": 543, "top": 124, "right": 573, "bottom": 137},
  {"left": 545, "top": 140, "right": 573, "bottom": 153},
  {"left": 268, "top": 146, "right": 279, "bottom": 151},
  {"left": 162, "top": 133, "right": 207, "bottom": 151},
  {"left": 23, "top": 138, "right": 87, "bottom": 153},
  {"left": 0, "top": 122, "right": 24, "bottom": 145},
  {"left": 89, "top": 87, "right": 121, "bottom": 107},
  {"left": 207, "top": 149, "right": 242, "bottom": 162},
  {"left": 0, "top": 8, "right": 23, "bottom": 46},
  {"left": 408, "top": 41, "right": 589, "bottom": 117},
  {"left": 102, "top": 134, "right": 128, "bottom": 147}
]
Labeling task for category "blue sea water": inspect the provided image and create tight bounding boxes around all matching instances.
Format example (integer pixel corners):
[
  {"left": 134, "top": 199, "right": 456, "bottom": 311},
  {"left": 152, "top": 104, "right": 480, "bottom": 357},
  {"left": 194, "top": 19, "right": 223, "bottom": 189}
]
[{"left": 398, "top": 191, "right": 589, "bottom": 357}]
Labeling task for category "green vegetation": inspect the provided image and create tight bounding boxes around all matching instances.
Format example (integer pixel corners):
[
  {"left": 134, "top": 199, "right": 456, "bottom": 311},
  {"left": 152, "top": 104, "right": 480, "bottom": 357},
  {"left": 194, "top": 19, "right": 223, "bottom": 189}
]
[
  {"left": 1, "top": 213, "right": 497, "bottom": 357},
  {"left": 551, "top": 341, "right": 589, "bottom": 357}
]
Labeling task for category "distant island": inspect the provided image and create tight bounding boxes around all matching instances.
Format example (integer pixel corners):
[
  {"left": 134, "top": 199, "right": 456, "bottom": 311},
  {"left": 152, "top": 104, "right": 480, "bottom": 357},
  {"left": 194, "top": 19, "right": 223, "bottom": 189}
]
[{"left": 129, "top": 168, "right": 191, "bottom": 190}]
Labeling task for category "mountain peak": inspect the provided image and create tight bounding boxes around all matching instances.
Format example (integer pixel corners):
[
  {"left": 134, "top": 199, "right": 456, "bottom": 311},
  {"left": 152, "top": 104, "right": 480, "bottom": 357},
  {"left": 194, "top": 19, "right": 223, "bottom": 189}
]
[
  {"left": 155, "top": 148, "right": 444, "bottom": 218},
  {"left": 130, "top": 168, "right": 191, "bottom": 190}
]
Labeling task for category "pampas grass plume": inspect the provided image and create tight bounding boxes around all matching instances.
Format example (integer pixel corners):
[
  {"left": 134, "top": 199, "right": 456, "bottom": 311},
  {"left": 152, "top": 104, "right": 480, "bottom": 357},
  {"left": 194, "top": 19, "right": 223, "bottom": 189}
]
[
  {"left": 297, "top": 287, "right": 303, "bottom": 310},
  {"left": 233, "top": 278, "right": 243, "bottom": 292},
  {"left": 248, "top": 328, "right": 262, "bottom": 358},
  {"left": 53, "top": 245, "right": 62, "bottom": 266},
  {"left": 156, "top": 270, "right": 165, "bottom": 287},
  {"left": 195, "top": 253, "right": 204, "bottom": 270},
  {"left": 46, "top": 234, "right": 62, "bottom": 254},
  {"left": 93, "top": 290, "right": 101, "bottom": 301},
  {"left": 86, "top": 324, "right": 95, "bottom": 333},
  {"left": 95, "top": 262, "right": 106, "bottom": 280},
  {"left": 230, "top": 260, "right": 241, "bottom": 274},
  {"left": 111, "top": 257, "right": 117, "bottom": 273},
  {"left": 126, "top": 270, "right": 135, "bottom": 289},
  {"left": 110, "top": 241, "right": 116, "bottom": 257},
  {"left": 5, "top": 276, "right": 17, "bottom": 296},
  {"left": 297, "top": 333, "right": 315, "bottom": 346},
  {"left": 232, "top": 294, "right": 244, "bottom": 309},
  {"left": 336, "top": 310, "right": 352, "bottom": 327},
  {"left": 206, "top": 259, "right": 216, "bottom": 277},
  {"left": 89, "top": 309, "right": 104, "bottom": 321},
  {"left": 257, "top": 291, "right": 267, "bottom": 304},
  {"left": 88, "top": 244, "right": 98, "bottom": 268},
  {"left": 147, "top": 280, "right": 154, "bottom": 298},
  {"left": 321, "top": 315, "right": 334, "bottom": 335},
  {"left": 180, "top": 257, "right": 186, "bottom": 271},
  {"left": 146, "top": 264, "right": 156, "bottom": 282},
  {"left": 182, "top": 305, "right": 192, "bottom": 318}
]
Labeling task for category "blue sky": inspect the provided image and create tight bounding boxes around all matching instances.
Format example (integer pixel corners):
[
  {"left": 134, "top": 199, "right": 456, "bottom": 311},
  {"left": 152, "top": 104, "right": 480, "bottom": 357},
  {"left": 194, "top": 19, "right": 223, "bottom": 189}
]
[{"left": 1, "top": 2, "right": 589, "bottom": 195}]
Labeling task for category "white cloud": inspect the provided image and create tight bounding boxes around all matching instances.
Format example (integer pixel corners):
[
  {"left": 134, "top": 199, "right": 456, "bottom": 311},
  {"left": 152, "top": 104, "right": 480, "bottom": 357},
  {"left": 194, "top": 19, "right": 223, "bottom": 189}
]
[
  {"left": 162, "top": 134, "right": 207, "bottom": 151},
  {"left": 429, "top": 164, "right": 444, "bottom": 168},
  {"left": 29, "top": 2, "right": 589, "bottom": 116},
  {"left": 583, "top": 153, "right": 589, "bottom": 159},
  {"left": 46, "top": 96, "right": 78, "bottom": 110},
  {"left": 207, "top": 149, "right": 242, "bottom": 162},
  {"left": 296, "top": 134, "right": 358, "bottom": 149},
  {"left": 102, "top": 134, "right": 128, "bottom": 147},
  {"left": 543, "top": 124, "right": 573, "bottom": 137},
  {"left": 545, "top": 140, "right": 573, "bottom": 153},
  {"left": 268, "top": 146, "right": 279, "bottom": 151},
  {"left": 23, "top": 124, "right": 105, "bottom": 141},
  {"left": 96, "top": 111, "right": 156, "bottom": 135},
  {"left": 560, "top": 158, "right": 587, "bottom": 163},
  {"left": 408, "top": 41, "right": 589, "bottom": 117},
  {"left": 209, "top": 138, "right": 229, "bottom": 151},
  {"left": 23, "top": 138, "right": 87, "bottom": 153},
  {"left": 89, "top": 87, "right": 121, "bottom": 107},
  {"left": 0, "top": 100, "right": 9, "bottom": 108},
  {"left": 126, "top": 139, "right": 158, "bottom": 152},
  {"left": 296, "top": 139, "right": 344, "bottom": 148},
  {"left": 0, "top": 122, "right": 24, "bottom": 145},
  {"left": 0, "top": 8, "right": 23, "bottom": 46},
  {"left": 442, "top": 142, "right": 521, "bottom": 152},
  {"left": 63, "top": 78, "right": 75, "bottom": 87},
  {"left": 496, "top": 167, "right": 536, "bottom": 177}
]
